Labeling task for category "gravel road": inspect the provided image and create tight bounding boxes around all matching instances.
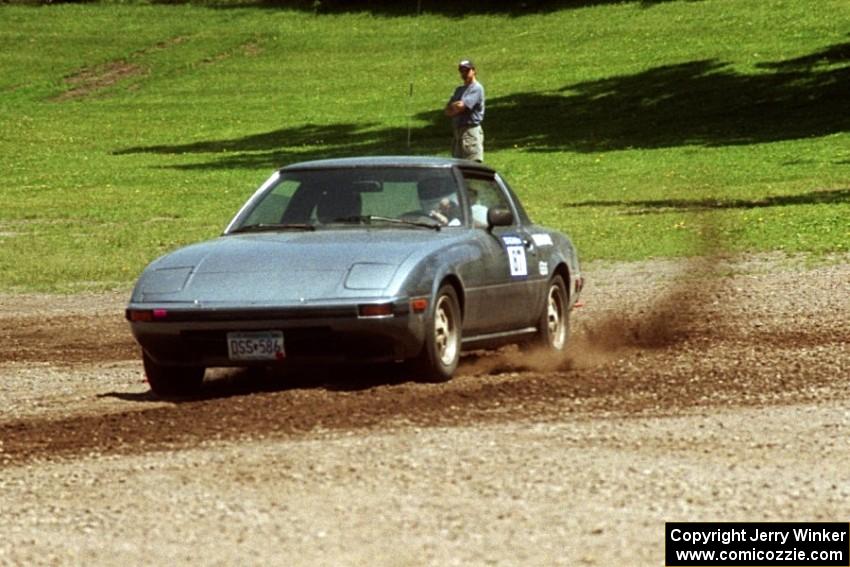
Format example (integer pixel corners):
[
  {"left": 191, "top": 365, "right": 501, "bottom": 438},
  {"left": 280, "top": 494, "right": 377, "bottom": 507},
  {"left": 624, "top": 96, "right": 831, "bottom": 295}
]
[{"left": 0, "top": 254, "right": 848, "bottom": 566}]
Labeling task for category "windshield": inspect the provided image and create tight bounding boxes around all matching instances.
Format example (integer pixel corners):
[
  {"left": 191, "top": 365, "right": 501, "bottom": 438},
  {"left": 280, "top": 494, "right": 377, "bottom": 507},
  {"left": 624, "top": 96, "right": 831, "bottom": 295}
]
[{"left": 230, "top": 167, "right": 463, "bottom": 232}]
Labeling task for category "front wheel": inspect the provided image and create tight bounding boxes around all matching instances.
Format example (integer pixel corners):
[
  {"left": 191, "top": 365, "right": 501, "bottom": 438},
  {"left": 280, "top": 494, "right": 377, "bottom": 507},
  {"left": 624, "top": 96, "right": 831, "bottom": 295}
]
[
  {"left": 143, "top": 352, "right": 205, "bottom": 398},
  {"left": 411, "top": 284, "right": 462, "bottom": 382},
  {"left": 530, "top": 275, "right": 570, "bottom": 351}
]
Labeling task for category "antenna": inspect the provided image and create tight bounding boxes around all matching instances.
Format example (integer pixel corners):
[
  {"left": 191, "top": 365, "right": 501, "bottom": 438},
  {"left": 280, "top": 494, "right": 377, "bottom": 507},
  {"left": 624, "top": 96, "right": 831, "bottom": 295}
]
[{"left": 407, "top": 0, "right": 423, "bottom": 149}]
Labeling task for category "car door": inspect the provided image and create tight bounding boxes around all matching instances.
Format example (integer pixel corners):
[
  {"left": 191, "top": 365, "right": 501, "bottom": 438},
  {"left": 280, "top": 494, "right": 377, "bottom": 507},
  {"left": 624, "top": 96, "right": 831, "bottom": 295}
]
[
  {"left": 495, "top": 173, "right": 551, "bottom": 310},
  {"left": 458, "top": 170, "right": 542, "bottom": 335}
]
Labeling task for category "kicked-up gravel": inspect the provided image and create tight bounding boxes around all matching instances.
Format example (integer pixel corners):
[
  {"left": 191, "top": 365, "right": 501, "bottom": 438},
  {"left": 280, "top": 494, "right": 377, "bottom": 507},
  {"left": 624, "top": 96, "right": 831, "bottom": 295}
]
[{"left": 0, "top": 253, "right": 847, "bottom": 566}]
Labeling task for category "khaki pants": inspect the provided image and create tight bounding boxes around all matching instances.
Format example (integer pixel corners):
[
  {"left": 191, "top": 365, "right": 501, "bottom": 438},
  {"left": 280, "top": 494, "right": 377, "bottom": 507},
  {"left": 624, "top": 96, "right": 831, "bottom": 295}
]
[{"left": 452, "top": 124, "right": 484, "bottom": 162}]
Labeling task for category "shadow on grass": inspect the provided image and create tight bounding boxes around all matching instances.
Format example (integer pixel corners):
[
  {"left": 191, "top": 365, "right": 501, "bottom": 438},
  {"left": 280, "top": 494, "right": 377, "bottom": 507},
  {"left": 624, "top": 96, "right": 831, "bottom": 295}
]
[
  {"left": 114, "top": 121, "right": 447, "bottom": 169},
  {"left": 493, "top": 41, "right": 850, "bottom": 153},
  {"left": 114, "top": 41, "right": 850, "bottom": 168},
  {"left": 170, "top": 0, "right": 702, "bottom": 17},
  {"left": 568, "top": 188, "right": 850, "bottom": 213}
]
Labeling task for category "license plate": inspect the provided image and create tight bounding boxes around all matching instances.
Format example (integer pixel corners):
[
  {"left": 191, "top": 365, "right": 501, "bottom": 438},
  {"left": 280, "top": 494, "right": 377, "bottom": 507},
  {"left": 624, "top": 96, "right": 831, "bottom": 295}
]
[{"left": 227, "top": 331, "right": 285, "bottom": 361}]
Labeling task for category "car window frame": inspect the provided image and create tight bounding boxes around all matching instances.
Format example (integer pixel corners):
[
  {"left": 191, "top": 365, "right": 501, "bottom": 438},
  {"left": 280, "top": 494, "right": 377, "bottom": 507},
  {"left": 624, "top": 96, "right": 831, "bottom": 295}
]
[
  {"left": 458, "top": 168, "right": 522, "bottom": 229},
  {"left": 224, "top": 170, "right": 282, "bottom": 234},
  {"left": 227, "top": 166, "right": 465, "bottom": 232},
  {"left": 494, "top": 173, "right": 533, "bottom": 226}
]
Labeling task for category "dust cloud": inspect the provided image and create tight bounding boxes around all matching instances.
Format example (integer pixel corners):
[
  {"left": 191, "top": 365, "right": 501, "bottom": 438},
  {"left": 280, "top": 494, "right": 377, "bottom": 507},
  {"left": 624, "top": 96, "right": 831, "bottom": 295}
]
[{"left": 462, "top": 220, "right": 725, "bottom": 376}]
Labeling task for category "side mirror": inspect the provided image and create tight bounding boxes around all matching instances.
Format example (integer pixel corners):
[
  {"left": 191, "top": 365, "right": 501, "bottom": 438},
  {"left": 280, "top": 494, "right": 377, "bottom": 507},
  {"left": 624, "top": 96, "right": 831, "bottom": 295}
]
[{"left": 487, "top": 208, "right": 513, "bottom": 228}]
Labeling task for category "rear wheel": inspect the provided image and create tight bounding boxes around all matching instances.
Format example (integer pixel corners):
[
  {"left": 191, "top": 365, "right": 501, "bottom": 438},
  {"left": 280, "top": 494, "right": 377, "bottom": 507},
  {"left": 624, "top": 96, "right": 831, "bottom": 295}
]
[
  {"left": 412, "top": 284, "right": 462, "bottom": 382},
  {"left": 143, "top": 352, "right": 205, "bottom": 398},
  {"left": 530, "top": 275, "right": 570, "bottom": 351}
]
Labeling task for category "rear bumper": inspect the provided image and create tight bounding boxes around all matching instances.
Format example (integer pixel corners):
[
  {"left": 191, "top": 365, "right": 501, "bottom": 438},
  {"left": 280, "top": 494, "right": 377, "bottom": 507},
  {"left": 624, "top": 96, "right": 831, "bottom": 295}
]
[{"left": 127, "top": 301, "right": 427, "bottom": 367}]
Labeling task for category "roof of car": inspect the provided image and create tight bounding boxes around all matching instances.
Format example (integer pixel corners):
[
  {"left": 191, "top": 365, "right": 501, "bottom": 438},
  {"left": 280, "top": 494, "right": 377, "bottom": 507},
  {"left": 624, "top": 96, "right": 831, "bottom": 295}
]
[{"left": 280, "top": 156, "right": 496, "bottom": 174}]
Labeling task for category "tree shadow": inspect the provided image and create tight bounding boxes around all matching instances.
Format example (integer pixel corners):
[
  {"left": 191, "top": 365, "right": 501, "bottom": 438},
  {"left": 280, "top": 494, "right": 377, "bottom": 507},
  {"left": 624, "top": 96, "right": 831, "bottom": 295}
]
[
  {"left": 179, "top": 0, "right": 702, "bottom": 17},
  {"left": 489, "top": 44, "right": 849, "bottom": 152},
  {"left": 759, "top": 40, "right": 850, "bottom": 71},
  {"left": 113, "top": 40, "right": 850, "bottom": 169},
  {"left": 113, "top": 120, "right": 448, "bottom": 170},
  {"left": 567, "top": 188, "right": 850, "bottom": 213}
]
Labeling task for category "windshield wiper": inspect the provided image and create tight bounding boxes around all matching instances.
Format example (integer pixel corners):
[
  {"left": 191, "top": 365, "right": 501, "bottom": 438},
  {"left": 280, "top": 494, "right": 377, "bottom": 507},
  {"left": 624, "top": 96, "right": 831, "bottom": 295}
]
[
  {"left": 229, "top": 223, "right": 316, "bottom": 234},
  {"left": 332, "top": 215, "right": 442, "bottom": 231}
]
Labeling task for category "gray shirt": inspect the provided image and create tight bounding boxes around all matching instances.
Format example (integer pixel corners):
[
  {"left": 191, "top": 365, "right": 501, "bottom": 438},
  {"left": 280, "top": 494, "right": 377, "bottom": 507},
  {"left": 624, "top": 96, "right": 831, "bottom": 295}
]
[{"left": 448, "top": 81, "right": 485, "bottom": 128}]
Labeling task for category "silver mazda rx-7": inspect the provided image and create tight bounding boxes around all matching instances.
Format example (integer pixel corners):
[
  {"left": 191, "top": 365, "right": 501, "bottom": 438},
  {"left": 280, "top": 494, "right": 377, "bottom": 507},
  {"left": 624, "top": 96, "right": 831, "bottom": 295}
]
[{"left": 126, "top": 157, "right": 583, "bottom": 396}]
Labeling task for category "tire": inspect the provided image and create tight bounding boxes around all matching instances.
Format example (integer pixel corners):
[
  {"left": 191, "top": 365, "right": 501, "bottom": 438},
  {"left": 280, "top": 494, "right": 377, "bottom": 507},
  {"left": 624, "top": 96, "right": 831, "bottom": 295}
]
[
  {"left": 412, "top": 284, "right": 462, "bottom": 382},
  {"left": 143, "top": 352, "right": 205, "bottom": 398},
  {"left": 530, "top": 275, "right": 570, "bottom": 351}
]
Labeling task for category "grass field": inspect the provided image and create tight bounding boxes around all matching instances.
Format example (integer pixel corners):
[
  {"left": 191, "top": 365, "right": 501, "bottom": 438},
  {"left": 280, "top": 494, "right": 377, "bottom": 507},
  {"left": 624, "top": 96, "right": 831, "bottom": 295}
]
[{"left": 0, "top": 0, "right": 848, "bottom": 292}]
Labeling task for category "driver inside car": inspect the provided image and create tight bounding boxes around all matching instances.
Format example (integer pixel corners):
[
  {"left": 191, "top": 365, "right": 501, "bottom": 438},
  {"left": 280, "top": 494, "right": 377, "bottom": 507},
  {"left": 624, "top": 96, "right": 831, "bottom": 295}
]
[
  {"left": 429, "top": 197, "right": 462, "bottom": 226},
  {"left": 417, "top": 177, "right": 461, "bottom": 226}
]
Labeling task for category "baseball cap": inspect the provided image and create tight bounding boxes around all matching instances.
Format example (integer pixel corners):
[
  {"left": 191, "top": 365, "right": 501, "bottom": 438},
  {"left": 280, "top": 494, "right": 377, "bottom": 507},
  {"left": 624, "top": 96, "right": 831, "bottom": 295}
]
[{"left": 458, "top": 59, "right": 476, "bottom": 70}]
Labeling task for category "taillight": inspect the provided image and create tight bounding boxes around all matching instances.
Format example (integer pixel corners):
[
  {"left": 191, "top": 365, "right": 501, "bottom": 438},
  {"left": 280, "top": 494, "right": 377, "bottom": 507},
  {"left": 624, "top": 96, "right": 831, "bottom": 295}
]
[
  {"left": 126, "top": 309, "right": 168, "bottom": 322},
  {"left": 126, "top": 309, "right": 152, "bottom": 322}
]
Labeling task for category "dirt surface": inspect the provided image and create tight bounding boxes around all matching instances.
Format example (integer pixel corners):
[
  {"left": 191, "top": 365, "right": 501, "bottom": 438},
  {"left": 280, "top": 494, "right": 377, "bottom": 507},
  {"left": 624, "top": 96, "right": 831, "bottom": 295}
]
[{"left": 1, "top": 254, "right": 848, "bottom": 565}]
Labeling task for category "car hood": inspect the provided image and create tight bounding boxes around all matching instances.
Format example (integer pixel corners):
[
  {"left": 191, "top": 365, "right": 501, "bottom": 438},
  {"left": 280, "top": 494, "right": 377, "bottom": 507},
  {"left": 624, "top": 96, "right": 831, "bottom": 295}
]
[{"left": 132, "top": 229, "right": 458, "bottom": 304}]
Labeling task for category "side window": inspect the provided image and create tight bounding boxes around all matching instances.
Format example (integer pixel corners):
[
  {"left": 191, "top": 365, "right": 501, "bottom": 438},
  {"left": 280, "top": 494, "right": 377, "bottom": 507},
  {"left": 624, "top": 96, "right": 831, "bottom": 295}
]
[
  {"left": 496, "top": 175, "right": 533, "bottom": 225},
  {"left": 462, "top": 174, "right": 513, "bottom": 228}
]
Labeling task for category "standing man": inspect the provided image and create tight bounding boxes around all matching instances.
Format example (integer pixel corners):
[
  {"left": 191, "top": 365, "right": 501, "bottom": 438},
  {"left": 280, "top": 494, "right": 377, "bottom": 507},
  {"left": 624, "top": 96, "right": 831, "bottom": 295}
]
[{"left": 445, "top": 59, "right": 485, "bottom": 162}]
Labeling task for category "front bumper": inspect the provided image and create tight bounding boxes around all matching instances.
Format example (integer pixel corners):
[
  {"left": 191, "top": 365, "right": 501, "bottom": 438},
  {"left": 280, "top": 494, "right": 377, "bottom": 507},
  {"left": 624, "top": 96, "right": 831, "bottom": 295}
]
[{"left": 127, "top": 299, "right": 428, "bottom": 367}]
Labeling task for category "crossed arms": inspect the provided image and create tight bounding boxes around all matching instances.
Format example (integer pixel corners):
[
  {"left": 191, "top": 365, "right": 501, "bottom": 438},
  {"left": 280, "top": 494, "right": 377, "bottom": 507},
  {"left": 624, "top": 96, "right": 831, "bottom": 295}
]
[{"left": 444, "top": 100, "right": 466, "bottom": 117}]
